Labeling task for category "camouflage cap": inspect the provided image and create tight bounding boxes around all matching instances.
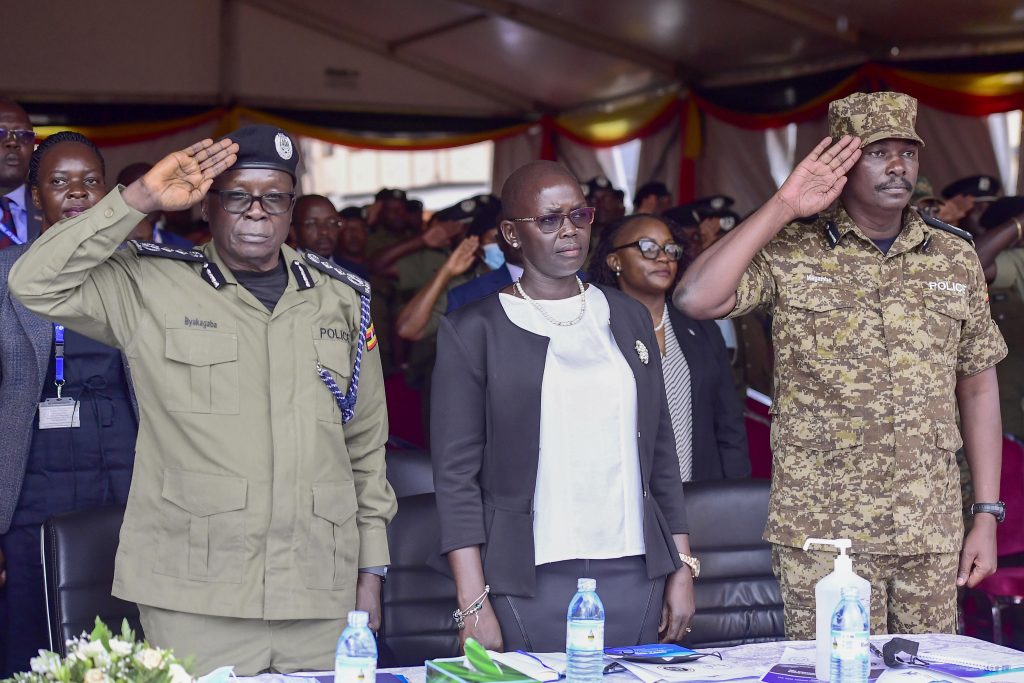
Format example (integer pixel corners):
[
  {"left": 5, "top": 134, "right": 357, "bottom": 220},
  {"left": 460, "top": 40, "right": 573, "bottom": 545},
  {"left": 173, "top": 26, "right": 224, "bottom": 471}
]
[{"left": 828, "top": 91, "right": 925, "bottom": 148}]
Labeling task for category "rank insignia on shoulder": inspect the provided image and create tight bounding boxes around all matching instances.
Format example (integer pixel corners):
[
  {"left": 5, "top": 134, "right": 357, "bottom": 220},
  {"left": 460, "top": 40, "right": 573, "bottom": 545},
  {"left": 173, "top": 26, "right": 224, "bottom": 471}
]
[
  {"left": 130, "top": 240, "right": 206, "bottom": 262},
  {"left": 824, "top": 220, "right": 840, "bottom": 249},
  {"left": 303, "top": 252, "right": 371, "bottom": 298},
  {"left": 917, "top": 210, "right": 974, "bottom": 242}
]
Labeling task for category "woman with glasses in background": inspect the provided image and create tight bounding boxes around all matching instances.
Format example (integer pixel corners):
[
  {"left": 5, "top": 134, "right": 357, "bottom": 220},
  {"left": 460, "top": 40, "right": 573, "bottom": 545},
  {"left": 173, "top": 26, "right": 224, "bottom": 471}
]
[
  {"left": 0, "top": 132, "right": 138, "bottom": 677},
  {"left": 588, "top": 214, "right": 750, "bottom": 483},
  {"left": 431, "top": 161, "right": 697, "bottom": 654}
]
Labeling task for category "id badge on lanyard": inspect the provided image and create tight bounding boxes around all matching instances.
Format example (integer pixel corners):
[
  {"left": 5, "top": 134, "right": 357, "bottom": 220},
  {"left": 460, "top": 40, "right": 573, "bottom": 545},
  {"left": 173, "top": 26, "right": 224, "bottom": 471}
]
[{"left": 38, "top": 324, "right": 80, "bottom": 429}]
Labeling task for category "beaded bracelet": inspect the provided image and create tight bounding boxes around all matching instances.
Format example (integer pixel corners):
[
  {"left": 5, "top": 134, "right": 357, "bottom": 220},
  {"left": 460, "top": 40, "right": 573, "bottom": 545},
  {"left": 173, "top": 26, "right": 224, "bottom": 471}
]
[{"left": 453, "top": 585, "right": 490, "bottom": 630}]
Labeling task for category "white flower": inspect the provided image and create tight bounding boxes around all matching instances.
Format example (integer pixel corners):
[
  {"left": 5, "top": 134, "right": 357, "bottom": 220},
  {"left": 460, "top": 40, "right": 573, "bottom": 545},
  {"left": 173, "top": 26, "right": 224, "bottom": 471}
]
[
  {"left": 30, "top": 651, "right": 62, "bottom": 675},
  {"left": 84, "top": 668, "right": 108, "bottom": 683},
  {"left": 78, "top": 640, "right": 107, "bottom": 662},
  {"left": 136, "top": 649, "right": 164, "bottom": 669},
  {"left": 108, "top": 639, "right": 133, "bottom": 657},
  {"left": 170, "top": 663, "right": 193, "bottom": 683}
]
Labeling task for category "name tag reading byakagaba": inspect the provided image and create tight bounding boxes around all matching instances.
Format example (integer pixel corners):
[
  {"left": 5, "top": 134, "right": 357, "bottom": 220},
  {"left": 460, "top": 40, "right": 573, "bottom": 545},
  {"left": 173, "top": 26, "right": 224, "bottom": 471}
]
[{"left": 38, "top": 398, "right": 81, "bottom": 429}]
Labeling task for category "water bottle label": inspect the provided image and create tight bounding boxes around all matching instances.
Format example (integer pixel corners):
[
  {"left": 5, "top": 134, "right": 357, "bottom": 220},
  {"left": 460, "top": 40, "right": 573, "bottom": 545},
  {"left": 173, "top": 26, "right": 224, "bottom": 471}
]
[
  {"left": 335, "top": 657, "right": 376, "bottom": 683},
  {"left": 567, "top": 620, "right": 604, "bottom": 652},
  {"left": 830, "top": 629, "right": 868, "bottom": 660}
]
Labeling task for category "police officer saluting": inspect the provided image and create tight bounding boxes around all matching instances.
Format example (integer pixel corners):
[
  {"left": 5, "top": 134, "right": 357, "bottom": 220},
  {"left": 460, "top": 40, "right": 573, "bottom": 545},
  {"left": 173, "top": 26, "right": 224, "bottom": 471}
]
[
  {"left": 9, "top": 127, "right": 396, "bottom": 674},
  {"left": 675, "top": 93, "right": 1007, "bottom": 637}
]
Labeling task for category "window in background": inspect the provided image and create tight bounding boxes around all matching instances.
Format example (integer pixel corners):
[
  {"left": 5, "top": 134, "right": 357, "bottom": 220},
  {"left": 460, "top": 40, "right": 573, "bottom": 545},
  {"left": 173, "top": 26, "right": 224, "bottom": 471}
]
[
  {"left": 595, "top": 138, "right": 642, "bottom": 212},
  {"left": 988, "top": 110, "right": 1023, "bottom": 195},
  {"left": 765, "top": 123, "right": 798, "bottom": 190},
  {"left": 298, "top": 138, "right": 494, "bottom": 213}
]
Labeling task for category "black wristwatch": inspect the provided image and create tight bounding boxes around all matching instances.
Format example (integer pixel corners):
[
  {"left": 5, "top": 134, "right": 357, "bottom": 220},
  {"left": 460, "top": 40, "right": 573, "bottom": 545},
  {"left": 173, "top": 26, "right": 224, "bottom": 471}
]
[{"left": 970, "top": 501, "right": 1006, "bottom": 523}]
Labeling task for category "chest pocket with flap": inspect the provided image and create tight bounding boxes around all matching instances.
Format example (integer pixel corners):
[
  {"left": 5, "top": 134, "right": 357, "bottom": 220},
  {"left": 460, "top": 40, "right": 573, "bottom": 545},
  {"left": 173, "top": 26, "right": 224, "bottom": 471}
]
[
  {"left": 164, "top": 327, "right": 239, "bottom": 414},
  {"left": 313, "top": 337, "right": 352, "bottom": 424},
  {"left": 785, "top": 286, "right": 873, "bottom": 358}
]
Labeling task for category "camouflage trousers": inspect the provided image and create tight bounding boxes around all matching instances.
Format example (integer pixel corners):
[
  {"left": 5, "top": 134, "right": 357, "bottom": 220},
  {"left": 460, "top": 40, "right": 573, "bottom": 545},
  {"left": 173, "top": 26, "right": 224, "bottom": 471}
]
[{"left": 772, "top": 544, "right": 959, "bottom": 638}]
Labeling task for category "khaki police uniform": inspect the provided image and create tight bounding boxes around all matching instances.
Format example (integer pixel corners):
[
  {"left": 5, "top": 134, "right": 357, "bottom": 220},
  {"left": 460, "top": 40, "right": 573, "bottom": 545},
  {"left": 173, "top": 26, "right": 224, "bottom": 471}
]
[
  {"left": 9, "top": 188, "right": 397, "bottom": 673},
  {"left": 991, "top": 248, "right": 1024, "bottom": 437},
  {"left": 730, "top": 204, "right": 1007, "bottom": 637}
]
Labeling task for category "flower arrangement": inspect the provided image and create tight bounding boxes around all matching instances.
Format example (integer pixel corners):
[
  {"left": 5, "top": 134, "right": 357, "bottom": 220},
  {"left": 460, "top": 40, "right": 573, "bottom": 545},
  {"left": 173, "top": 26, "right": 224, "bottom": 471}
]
[{"left": 2, "top": 618, "right": 193, "bottom": 683}]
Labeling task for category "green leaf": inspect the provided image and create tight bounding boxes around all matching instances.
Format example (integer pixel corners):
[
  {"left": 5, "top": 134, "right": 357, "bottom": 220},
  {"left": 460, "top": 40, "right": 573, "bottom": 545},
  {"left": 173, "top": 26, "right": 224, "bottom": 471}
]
[{"left": 463, "top": 639, "right": 502, "bottom": 677}]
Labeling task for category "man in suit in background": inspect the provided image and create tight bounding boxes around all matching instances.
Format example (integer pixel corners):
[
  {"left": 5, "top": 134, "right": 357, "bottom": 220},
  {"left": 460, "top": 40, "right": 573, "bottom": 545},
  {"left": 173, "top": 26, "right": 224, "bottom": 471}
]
[{"left": 0, "top": 98, "right": 43, "bottom": 248}]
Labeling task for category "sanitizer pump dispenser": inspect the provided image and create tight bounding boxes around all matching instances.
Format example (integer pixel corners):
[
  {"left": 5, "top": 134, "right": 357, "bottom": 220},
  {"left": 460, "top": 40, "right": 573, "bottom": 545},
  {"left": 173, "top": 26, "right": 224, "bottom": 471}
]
[{"left": 802, "top": 538, "right": 871, "bottom": 681}]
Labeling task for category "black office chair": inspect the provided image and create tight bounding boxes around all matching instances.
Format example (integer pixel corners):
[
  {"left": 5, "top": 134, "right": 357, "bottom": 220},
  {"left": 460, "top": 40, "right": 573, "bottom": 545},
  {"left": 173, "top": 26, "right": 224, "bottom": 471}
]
[
  {"left": 379, "top": 492, "right": 460, "bottom": 667},
  {"left": 41, "top": 505, "right": 143, "bottom": 655},
  {"left": 678, "top": 478, "right": 784, "bottom": 648}
]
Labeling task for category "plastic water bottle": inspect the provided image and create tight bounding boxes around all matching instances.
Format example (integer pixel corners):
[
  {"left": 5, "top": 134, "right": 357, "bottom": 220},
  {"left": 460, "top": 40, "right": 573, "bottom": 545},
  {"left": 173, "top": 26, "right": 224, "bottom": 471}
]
[
  {"left": 566, "top": 578, "right": 605, "bottom": 683},
  {"left": 335, "top": 610, "right": 377, "bottom": 683},
  {"left": 829, "top": 586, "right": 869, "bottom": 683}
]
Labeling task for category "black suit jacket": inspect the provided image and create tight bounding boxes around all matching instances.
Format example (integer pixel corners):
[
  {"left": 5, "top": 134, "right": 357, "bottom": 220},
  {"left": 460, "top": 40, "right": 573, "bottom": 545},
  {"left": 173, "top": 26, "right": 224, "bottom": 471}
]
[
  {"left": 430, "top": 284, "right": 687, "bottom": 597},
  {"left": 666, "top": 304, "right": 750, "bottom": 480}
]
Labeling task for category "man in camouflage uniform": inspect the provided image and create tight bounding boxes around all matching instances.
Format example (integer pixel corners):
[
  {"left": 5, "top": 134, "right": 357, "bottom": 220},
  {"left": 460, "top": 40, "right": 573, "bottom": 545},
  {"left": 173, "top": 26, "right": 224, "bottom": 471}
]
[{"left": 674, "top": 92, "right": 1007, "bottom": 637}]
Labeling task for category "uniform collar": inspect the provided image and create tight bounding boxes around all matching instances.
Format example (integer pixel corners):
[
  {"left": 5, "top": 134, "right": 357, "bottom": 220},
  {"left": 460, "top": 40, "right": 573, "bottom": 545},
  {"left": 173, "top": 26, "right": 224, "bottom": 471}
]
[
  {"left": 827, "top": 204, "right": 929, "bottom": 255},
  {"left": 201, "top": 240, "right": 320, "bottom": 289}
]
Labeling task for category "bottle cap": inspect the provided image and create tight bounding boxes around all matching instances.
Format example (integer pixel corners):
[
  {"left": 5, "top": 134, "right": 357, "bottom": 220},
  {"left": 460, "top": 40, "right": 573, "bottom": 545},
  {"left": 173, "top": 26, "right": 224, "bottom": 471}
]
[
  {"left": 348, "top": 610, "right": 370, "bottom": 627},
  {"left": 577, "top": 578, "right": 596, "bottom": 591}
]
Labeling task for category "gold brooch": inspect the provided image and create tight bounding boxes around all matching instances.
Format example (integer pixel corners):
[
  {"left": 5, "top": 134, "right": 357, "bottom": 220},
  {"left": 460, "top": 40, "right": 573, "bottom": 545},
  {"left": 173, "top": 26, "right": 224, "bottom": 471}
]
[{"left": 635, "top": 340, "right": 649, "bottom": 364}]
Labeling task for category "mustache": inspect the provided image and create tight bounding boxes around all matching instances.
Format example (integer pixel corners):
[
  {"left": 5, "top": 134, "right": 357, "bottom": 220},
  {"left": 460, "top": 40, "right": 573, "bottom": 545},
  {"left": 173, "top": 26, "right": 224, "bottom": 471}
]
[{"left": 876, "top": 179, "right": 912, "bottom": 191}]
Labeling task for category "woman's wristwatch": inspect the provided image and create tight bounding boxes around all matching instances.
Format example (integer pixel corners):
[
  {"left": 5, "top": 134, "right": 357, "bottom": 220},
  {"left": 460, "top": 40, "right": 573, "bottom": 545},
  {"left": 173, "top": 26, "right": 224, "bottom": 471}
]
[{"left": 678, "top": 553, "right": 701, "bottom": 578}]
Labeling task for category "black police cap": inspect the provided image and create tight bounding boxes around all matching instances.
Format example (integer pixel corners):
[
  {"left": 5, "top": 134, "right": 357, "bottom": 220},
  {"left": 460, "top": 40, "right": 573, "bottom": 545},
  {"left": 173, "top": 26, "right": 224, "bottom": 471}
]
[
  {"left": 339, "top": 206, "right": 367, "bottom": 221},
  {"left": 582, "top": 175, "right": 615, "bottom": 198},
  {"left": 635, "top": 181, "right": 670, "bottom": 203},
  {"left": 375, "top": 188, "right": 407, "bottom": 202},
  {"left": 221, "top": 125, "right": 299, "bottom": 181},
  {"left": 980, "top": 196, "right": 1024, "bottom": 230},
  {"left": 941, "top": 175, "right": 1001, "bottom": 201}
]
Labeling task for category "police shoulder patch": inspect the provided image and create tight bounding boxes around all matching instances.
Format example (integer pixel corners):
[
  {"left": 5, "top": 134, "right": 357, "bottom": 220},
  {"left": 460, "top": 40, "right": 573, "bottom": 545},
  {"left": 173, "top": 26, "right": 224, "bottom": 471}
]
[
  {"left": 130, "top": 240, "right": 206, "bottom": 262},
  {"left": 303, "top": 251, "right": 371, "bottom": 298},
  {"left": 917, "top": 211, "right": 974, "bottom": 242}
]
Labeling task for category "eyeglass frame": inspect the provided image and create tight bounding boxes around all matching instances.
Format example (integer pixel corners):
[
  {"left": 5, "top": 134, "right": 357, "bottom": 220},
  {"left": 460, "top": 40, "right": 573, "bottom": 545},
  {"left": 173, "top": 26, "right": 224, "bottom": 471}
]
[
  {"left": 505, "top": 206, "right": 596, "bottom": 234},
  {"left": 611, "top": 237, "right": 685, "bottom": 261},
  {"left": 0, "top": 128, "right": 35, "bottom": 145},
  {"left": 298, "top": 216, "right": 343, "bottom": 231},
  {"left": 209, "top": 190, "right": 296, "bottom": 215}
]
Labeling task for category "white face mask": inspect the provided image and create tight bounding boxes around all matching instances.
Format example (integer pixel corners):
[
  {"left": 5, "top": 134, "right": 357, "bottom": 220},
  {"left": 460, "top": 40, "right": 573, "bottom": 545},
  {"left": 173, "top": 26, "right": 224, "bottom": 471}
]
[{"left": 481, "top": 242, "right": 505, "bottom": 270}]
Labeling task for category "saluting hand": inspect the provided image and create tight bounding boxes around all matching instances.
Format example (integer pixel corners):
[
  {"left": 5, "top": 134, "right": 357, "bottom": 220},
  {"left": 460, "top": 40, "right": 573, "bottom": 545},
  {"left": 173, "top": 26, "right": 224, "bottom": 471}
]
[
  {"left": 442, "top": 236, "right": 481, "bottom": 278},
  {"left": 775, "top": 135, "right": 861, "bottom": 220},
  {"left": 123, "top": 138, "right": 239, "bottom": 215}
]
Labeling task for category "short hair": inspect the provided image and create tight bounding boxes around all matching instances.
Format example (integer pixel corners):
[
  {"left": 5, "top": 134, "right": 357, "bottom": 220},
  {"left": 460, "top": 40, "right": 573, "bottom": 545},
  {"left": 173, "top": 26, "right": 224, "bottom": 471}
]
[{"left": 28, "top": 131, "right": 104, "bottom": 187}]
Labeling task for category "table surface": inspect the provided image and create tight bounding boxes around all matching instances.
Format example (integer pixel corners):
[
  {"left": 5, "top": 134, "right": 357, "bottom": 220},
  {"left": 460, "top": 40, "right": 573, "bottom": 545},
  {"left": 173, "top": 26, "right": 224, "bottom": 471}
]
[{"left": 242, "top": 633, "right": 1024, "bottom": 683}]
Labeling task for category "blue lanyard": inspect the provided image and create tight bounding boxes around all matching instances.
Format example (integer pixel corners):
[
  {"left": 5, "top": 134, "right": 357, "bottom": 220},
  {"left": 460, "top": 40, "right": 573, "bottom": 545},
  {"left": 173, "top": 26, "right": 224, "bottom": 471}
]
[
  {"left": 54, "top": 324, "right": 66, "bottom": 398},
  {"left": 0, "top": 222, "right": 22, "bottom": 245}
]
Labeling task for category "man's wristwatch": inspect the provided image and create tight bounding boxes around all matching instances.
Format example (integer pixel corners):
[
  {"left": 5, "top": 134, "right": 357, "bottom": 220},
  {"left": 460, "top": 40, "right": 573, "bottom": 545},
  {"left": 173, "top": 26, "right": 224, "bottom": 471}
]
[
  {"left": 970, "top": 501, "right": 1006, "bottom": 523},
  {"left": 678, "top": 553, "right": 700, "bottom": 579}
]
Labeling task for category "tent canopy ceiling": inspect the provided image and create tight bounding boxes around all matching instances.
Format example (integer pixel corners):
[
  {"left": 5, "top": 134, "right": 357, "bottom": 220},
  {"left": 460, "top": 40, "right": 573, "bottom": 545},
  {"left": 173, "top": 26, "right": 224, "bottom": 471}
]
[{"left": 6, "top": 0, "right": 1024, "bottom": 123}]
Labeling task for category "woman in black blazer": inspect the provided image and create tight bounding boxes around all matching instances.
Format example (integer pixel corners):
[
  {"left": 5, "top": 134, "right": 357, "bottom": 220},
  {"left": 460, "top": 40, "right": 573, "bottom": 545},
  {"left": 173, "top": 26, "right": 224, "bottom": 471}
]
[
  {"left": 588, "top": 213, "right": 750, "bottom": 481},
  {"left": 431, "top": 162, "right": 696, "bottom": 654}
]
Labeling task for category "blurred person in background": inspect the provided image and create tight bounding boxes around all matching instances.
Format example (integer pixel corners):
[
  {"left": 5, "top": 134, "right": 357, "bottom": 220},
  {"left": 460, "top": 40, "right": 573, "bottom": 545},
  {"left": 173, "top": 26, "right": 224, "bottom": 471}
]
[{"left": 0, "top": 98, "right": 43, "bottom": 248}]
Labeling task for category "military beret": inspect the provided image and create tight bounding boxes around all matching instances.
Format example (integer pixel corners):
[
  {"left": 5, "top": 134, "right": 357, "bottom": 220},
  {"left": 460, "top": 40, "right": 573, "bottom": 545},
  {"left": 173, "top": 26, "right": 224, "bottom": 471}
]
[
  {"left": 582, "top": 175, "right": 615, "bottom": 198},
  {"left": 828, "top": 91, "right": 924, "bottom": 148},
  {"left": 220, "top": 125, "right": 299, "bottom": 181},
  {"left": 635, "top": 181, "right": 670, "bottom": 203},
  {"left": 375, "top": 188, "right": 407, "bottom": 202},
  {"left": 941, "top": 175, "right": 1001, "bottom": 201},
  {"left": 338, "top": 206, "right": 367, "bottom": 221},
  {"left": 979, "top": 195, "right": 1024, "bottom": 230}
]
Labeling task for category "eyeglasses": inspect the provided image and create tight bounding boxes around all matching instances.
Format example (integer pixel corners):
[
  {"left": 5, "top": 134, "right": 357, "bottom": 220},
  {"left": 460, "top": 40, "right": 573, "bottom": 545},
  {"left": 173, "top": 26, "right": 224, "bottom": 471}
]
[
  {"left": 0, "top": 128, "right": 35, "bottom": 145},
  {"left": 210, "top": 190, "right": 295, "bottom": 215},
  {"left": 506, "top": 206, "right": 595, "bottom": 234},
  {"left": 612, "top": 238, "right": 684, "bottom": 261}
]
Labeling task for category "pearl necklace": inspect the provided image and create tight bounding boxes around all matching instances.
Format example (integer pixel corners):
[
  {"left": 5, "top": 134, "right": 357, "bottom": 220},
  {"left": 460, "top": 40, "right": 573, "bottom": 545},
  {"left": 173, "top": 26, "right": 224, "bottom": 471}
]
[
  {"left": 513, "top": 276, "right": 587, "bottom": 326},
  {"left": 653, "top": 305, "right": 668, "bottom": 332}
]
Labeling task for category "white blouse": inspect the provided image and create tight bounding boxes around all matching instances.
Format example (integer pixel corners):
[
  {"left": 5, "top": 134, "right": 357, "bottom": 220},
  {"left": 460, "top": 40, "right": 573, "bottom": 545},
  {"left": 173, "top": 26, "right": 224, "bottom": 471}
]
[{"left": 499, "top": 286, "right": 646, "bottom": 566}]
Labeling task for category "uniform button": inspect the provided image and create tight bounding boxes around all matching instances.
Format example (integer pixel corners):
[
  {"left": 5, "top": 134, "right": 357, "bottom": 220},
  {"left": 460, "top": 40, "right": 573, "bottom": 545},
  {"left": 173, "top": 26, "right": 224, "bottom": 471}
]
[{"left": 104, "top": 208, "right": 114, "bottom": 218}]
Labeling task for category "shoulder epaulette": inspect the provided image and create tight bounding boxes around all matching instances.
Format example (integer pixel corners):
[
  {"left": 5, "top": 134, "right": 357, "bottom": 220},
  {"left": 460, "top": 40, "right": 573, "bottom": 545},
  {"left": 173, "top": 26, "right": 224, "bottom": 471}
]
[
  {"left": 303, "top": 251, "right": 371, "bottom": 298},
  {"left": 917, "top": 211, "right": 974, "bottom": 242},
  {"left": 130, "top": 240, "right": 206, "bottom": 262},
  {"left": 823, "top": 220, "right": 841, "bottom": 249}
]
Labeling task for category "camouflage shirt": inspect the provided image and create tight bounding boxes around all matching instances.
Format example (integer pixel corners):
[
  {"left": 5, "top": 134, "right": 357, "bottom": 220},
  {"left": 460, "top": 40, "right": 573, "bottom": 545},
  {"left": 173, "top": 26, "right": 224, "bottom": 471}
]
[{"left": 730, "top": 205, "right": 1007, "bottom": 554}]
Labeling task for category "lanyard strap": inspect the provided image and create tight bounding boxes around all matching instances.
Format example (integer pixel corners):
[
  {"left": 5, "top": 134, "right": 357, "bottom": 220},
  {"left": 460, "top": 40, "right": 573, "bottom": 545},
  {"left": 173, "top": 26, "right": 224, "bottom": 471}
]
[
  {"left": 54, "top": 324, "right": 66, "bottom": 398},
  {"left": 0, "top": 222, "right": 22, "bottom": 245}
]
